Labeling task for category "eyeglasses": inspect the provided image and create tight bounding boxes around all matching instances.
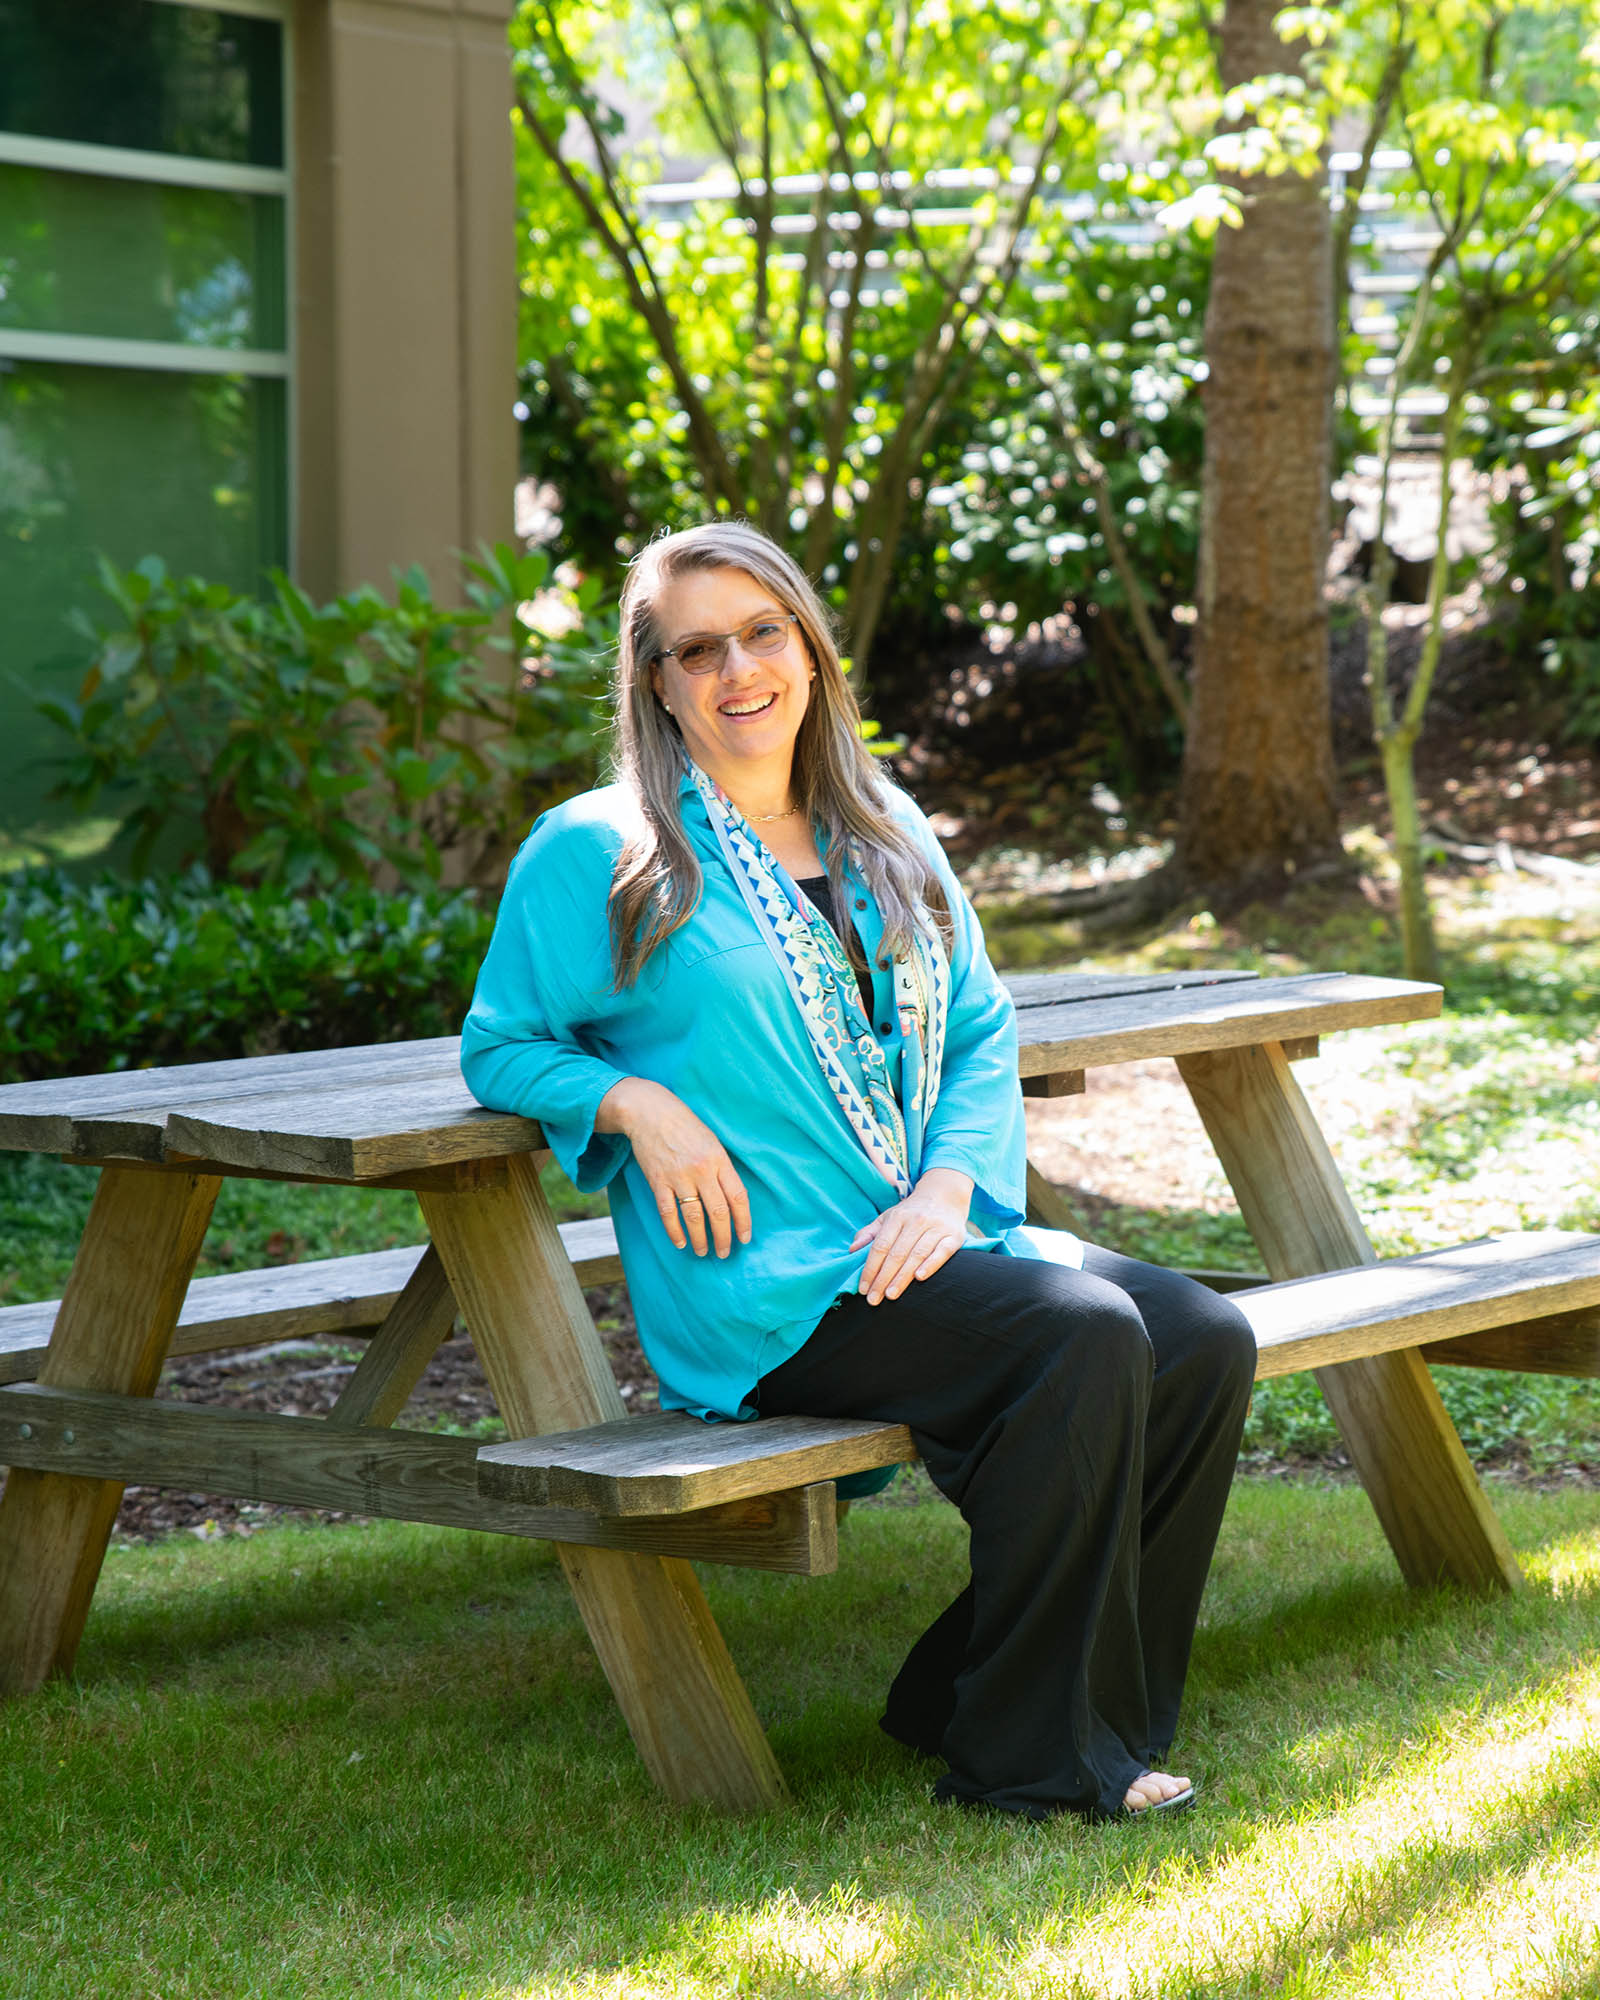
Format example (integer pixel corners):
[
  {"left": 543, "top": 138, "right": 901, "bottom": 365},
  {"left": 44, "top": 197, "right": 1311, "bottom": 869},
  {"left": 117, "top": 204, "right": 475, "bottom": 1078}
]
[{"left": 655, "top": 613, "right": 799, "bottom": 675}]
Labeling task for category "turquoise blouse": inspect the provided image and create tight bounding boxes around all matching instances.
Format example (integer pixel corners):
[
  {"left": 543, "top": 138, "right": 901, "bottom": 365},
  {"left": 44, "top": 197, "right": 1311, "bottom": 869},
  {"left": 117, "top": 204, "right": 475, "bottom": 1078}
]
[{"left": 460, "top": 772, "right": 1078, "bottom": 1420}]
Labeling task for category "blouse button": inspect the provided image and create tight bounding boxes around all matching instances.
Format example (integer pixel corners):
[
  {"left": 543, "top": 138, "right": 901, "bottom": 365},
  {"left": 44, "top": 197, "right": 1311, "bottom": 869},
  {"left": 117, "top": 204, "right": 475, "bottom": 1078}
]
[
  {"left": 878, "top": 1022, "right": 891, "bottom": 1034},
  {"left": 855, "top": 897, "right": 866, "bottom": 910}
]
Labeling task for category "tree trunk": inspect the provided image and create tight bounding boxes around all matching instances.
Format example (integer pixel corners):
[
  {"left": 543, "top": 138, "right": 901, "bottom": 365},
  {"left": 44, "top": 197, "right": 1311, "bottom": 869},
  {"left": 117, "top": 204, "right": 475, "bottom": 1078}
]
[
  {"left": 1176, "top": 0, "right": 1341, "bottom": 905},
  {"left": 1379, "top": 728, "right": 1442, "bottom": 983}
]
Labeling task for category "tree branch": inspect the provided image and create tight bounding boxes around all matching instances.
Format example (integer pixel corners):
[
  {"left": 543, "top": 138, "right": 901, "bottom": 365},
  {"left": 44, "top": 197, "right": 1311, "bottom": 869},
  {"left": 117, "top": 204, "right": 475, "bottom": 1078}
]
[
  {"left": 515, "top": 23, "right": 744, "bottom": 511},
  {"left": 1499, "top": 203, "right": 1600, "bottom": 307},
  {"left": 1332, "top": 26, "right": 1411, "bottom": 345},
  {"left": 1400, "top": 374, "right": 1467, "bottom": 741},
  {"left": 980, "top": 314, "right": 1190, "bottom": 728}
]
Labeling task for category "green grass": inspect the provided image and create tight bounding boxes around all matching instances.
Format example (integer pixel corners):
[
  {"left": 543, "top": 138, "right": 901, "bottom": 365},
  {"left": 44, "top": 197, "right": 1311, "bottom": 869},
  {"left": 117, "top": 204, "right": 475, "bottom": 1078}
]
[
  {"left": 5, "top": 1480, "right": 1600, "bottom": 1997},
  {"left": 7, "top": 860, "right": 1600, "bottom": 1991}
]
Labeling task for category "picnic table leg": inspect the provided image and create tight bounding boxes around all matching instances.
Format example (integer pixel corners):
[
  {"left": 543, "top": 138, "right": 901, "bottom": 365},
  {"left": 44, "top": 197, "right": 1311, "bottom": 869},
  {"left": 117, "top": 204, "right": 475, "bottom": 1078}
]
[
  {"left": 418, "top": 1157, "right": 787, "bottom": 1810},
  {"left": 1176, "top": 1042, "right": 1523, "bottom": 1596},
  {"left": 0, "top": 1166, "right": 222, "bottom": 1693}
]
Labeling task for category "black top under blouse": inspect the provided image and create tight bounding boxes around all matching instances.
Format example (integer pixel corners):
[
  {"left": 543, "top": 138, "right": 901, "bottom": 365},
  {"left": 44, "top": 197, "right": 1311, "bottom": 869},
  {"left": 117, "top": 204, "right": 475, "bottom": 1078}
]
[{"left": 795, "top": 874, "right": 875, "bottom": 1021}]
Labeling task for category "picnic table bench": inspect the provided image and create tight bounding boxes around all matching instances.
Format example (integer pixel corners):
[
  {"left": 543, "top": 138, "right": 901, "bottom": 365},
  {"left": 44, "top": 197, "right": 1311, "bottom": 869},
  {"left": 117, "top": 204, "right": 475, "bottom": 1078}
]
[{"left": 5, "top": 966, "right": 1600, "bottom": 1811}]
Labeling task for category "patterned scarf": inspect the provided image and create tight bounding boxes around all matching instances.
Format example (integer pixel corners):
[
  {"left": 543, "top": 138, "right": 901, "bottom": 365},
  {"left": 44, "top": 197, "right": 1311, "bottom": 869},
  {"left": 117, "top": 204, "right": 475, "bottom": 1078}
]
[{"left": 689, "top": 763, "right": 948, "bottom": 1198}]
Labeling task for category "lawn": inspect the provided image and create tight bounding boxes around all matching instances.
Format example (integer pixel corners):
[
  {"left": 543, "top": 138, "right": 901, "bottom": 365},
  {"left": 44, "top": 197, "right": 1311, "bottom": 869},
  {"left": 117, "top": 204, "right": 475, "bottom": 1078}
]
[{"left": 4, "top": 1478, "right": 1600, "bottom": 1998}]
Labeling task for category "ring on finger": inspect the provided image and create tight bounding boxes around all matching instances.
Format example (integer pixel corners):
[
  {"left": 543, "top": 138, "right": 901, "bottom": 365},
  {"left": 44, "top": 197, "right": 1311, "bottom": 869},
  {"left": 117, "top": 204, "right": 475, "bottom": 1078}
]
[{"left": 678, "top": 1195, "right": 703, "bottom": 1206}]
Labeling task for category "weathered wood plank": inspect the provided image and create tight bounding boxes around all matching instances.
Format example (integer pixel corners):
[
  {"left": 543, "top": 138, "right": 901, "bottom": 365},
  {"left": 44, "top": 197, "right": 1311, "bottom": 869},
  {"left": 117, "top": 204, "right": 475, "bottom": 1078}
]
[
  {"left": 0, "top": 1249, "right": 420, "bottom": 1385},
  {"left": 0, "top": 1387, "right": 837, "bottom": 1575},
  {"left": 479, "top": 1411, "right": 918, "bottom": 1517},
  {"left": 1004, "top": 969, "right": 1258, "bottom": 1011},
  {"left": 0, "top": 972, "right": 1251, "bottom": 1142},
  {"left": 2, "top": 972, "right": 1411, "bottom": 1181},
  {"left": 1422, "top": 1305, "right": 1600, "bottom": 1377},
  {"left": 0, "top": 977, "right": 1239, "bottom": 1159},
  {"left": 0, "top": 1217, "right": 625, "bottom": 1387},
  {"left": 0, "top": 1167, "right": 222, "bottom": 1692},
  {"left": 70, "top": 1153, "right": 521, "bottom": 1193},
  {"left": 472, "top": 1233, "right": 1600, "bottom": 1517},
  {"left": 164, "top": 1078, "right": 542, "bottom": 1181},
  {"left": 1020, "top": 1072, "right": 1086, "bottom": 1099},
  {"left": 143, "top": 977, "right": 1432, "bottom": 1177},
  {"left": 420, "top": 1153, "right": 787, "bottom": 1809},
  {"left": 1018, "top": 973, "right": 1440, "bottom": 1078},
  {"left": 1177, "top": 1042, "right": 1522, "bottom": 1595},
  {"left": 1237, "top": 1233, "right": 1600, "bottom": 1378},
  {"left": 1023, "top": 1163, "right": 1081, "bottom": 1234},
  {"left": 327, "top": 1245, "right": 460, "bottom": 1430},
  {"left": 0, "top": 1039, "right": 461, "bottom": 1159}
]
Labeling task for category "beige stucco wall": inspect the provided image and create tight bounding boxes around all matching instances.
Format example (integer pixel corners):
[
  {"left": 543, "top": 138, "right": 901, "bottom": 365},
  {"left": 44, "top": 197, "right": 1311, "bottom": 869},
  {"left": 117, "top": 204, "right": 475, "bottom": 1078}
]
[{"left": 291, "top": 0, "right": 517, "bottom": 600}]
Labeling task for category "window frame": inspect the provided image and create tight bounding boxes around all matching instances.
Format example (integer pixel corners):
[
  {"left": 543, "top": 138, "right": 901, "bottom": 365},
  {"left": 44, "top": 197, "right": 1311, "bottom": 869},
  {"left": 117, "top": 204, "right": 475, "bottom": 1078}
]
[{"left": 0, "top": 0, "right": 294, "bottom": 551}]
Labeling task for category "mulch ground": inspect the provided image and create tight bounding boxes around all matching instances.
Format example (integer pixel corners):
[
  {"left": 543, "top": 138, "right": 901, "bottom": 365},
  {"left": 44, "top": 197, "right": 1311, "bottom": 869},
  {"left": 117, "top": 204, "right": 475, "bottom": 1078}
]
[{"left": 876, "top": 593, "right": 1600, "bottom": 872}]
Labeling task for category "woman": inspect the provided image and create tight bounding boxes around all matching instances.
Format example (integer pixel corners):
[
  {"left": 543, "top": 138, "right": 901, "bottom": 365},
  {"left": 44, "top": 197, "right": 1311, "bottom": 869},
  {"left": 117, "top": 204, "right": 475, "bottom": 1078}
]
[{"left": 461, "top": 521, "right": 1254, "bottom": 1822}]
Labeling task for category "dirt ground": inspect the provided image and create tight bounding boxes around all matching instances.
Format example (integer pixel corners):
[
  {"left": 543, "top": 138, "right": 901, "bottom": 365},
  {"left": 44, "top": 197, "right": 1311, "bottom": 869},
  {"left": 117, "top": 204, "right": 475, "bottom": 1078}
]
[{"left": 885, "top": 587, "right": 1600, "bottom": 875}]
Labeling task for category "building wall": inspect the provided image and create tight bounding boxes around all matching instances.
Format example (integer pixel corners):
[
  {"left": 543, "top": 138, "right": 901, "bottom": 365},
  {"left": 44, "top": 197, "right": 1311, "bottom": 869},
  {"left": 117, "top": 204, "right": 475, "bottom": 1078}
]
[
  {"left": 0, "top": 0, "right": 517, "bottom": 845},
  {"left": 292, "top": 0, "right": 517, "bottom": 602},
  {"left": 0, "top": 0, "right": 293, "bottom": 840}
]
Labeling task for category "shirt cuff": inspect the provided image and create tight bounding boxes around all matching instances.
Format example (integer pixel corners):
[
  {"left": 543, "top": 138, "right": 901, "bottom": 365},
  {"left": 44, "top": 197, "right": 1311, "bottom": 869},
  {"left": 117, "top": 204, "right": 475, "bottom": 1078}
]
[
  {"left": 541, "top": 1065, "right": 634, "bottom": 1193},
  {"left": 919, "top": 1142, "right": 1025, "bottom": 1232}
]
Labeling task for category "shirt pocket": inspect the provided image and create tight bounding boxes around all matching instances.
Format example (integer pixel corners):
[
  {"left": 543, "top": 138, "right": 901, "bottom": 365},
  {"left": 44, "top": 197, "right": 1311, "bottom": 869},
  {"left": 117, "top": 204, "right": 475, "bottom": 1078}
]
[{"left": 668, "top": 929, "right": 765, "bottom": 968}]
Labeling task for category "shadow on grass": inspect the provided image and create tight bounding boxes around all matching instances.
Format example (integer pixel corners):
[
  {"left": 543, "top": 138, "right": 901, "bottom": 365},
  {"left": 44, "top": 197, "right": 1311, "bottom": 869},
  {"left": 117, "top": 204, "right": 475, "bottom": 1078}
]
[{"left": 5, "top": 1488, "right": 1600, "bottom": 1996}]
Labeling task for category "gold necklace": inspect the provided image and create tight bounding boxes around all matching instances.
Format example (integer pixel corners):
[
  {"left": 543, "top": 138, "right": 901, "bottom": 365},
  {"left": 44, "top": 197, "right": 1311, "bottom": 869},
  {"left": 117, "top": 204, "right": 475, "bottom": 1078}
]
[{"left": 743, "top": 805, "right": 801, "bottom": 823}]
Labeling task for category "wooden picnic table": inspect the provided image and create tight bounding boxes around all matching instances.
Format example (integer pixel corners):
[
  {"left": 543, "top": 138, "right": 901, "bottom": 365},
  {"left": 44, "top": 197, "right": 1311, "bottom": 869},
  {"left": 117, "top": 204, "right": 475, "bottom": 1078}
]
[{"left": 0, "top": 964, "right": 1564, "bottom": 1809}]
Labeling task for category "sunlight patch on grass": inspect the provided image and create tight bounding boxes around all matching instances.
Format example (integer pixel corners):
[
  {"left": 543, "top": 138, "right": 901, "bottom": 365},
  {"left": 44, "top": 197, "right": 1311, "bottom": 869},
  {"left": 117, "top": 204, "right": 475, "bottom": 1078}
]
[
  {"left": 9, "top": 1494, "right": 1600, "bottom": 1998},
  {"left": 1005, "top": 1660, "right": 1600, "bottom": 2000},
  {"left": 492, "top": 1884, "right": 925, "bottom": 1999},
  {"left": 1377, "top": 1832, "right": 1600, "bottom": 2000},
  {"left": 1524, "top": 1522, "right": 1600, "bottom": 1599},
  {"left": 689, "top": 1883, "right": 909, "bottom": 1992}
]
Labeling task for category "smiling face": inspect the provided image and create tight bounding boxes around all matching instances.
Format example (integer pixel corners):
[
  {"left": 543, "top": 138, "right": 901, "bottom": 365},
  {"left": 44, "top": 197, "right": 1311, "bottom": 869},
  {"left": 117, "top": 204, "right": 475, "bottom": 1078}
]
[{"left": 649, "top": 565, "right": 815, "bottom": 801}]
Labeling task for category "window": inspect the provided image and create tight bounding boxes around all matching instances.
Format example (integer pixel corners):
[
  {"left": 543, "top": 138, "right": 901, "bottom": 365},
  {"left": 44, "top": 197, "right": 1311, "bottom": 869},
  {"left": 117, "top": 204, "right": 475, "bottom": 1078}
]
[{"left": 0, "top": 0, "right": 288, "bottom": 840}]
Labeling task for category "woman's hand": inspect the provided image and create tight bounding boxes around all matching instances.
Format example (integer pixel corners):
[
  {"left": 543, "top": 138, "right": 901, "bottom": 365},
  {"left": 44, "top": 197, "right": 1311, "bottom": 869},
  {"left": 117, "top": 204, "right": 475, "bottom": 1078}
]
[
  {"left": 850, "top": 1168, "right": 973, "bottom": 1305},
  {"left": 596, "top": 1077, "right": 752, "bottom": 1258}
]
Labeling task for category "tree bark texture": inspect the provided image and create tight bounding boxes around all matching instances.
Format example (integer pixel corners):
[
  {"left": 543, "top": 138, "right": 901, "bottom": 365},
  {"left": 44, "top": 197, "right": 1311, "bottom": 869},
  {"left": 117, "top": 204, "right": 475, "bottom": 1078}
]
[{"left": 1177, "top": 0, "right": 1341, "bottom": 904}]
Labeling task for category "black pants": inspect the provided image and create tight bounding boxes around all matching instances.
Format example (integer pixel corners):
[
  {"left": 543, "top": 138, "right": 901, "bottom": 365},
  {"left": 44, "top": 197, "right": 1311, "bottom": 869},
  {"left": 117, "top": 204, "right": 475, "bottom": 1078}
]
[{"left": 755, "top": 1244, "right": 1255, "bottom": 1819}]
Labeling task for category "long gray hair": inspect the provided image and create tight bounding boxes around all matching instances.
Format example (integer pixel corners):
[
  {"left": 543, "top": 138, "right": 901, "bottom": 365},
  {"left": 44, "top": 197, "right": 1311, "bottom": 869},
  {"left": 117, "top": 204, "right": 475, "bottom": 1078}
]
[{"left": 607, "top": 521, "right": 951, "bottom": 987}]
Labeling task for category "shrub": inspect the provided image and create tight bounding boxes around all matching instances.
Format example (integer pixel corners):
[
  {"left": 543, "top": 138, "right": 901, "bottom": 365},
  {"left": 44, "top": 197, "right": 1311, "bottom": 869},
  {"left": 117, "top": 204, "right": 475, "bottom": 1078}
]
[
  {"left": 1468, "top": 301, "right": 1600, "bottom": 733},
  {"left": 0, "top": 869, "right": 497, "bottom": 1083},
  {"left": 511, "top": 0, "right": 1214, "bottom": 682},
  {"left": 34, "top": 546, "right": 618, "bottom": 889}
]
